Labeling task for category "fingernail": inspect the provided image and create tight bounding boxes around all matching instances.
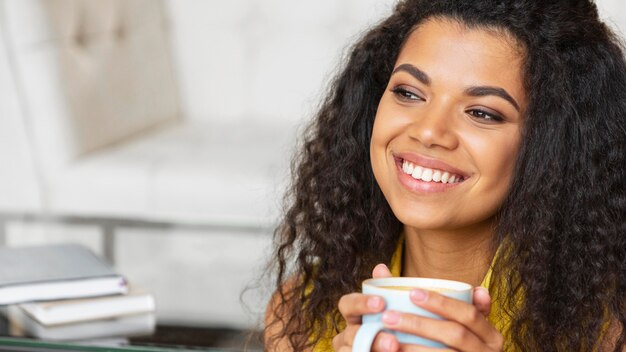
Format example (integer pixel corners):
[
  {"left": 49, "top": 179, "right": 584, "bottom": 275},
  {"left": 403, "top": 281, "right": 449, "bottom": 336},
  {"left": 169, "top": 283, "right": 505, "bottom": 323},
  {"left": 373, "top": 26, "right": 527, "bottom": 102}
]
[
  {"left": 382, "top": 310, "right": 400, "bottom": 325},
  {"left": 381, "top": 335, "right": 394, "bottom": 351},
  {"left": 475, "top": 286, "right": 489, "bottom": 296},
  {"left": 411, "top": 288, "right": 428, "bottom": 302},
  {"left": 367, "top": 296, "right": 382, "bottom": 310}
]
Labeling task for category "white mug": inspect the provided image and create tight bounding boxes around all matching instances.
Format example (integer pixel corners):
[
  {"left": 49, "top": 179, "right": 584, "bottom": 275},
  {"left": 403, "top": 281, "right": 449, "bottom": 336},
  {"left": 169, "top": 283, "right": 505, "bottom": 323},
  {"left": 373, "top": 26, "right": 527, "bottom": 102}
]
[{"left": 353, "top": 277, "right": 472, "bottom": 351}]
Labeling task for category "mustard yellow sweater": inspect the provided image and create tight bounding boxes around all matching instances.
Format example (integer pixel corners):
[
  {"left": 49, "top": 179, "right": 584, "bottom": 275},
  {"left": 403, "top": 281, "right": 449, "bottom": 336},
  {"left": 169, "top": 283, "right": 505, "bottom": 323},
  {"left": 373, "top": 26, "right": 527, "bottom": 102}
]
[{"left": 312, "top": 239, "right": 513, "bottom": 351}]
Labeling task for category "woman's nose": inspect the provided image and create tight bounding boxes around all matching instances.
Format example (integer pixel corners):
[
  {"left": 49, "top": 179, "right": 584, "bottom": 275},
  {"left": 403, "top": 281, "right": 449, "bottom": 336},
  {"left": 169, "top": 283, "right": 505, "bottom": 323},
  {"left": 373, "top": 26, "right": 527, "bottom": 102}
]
[{"left": 406, "top": 104, "right": 459, "bottom": 150}]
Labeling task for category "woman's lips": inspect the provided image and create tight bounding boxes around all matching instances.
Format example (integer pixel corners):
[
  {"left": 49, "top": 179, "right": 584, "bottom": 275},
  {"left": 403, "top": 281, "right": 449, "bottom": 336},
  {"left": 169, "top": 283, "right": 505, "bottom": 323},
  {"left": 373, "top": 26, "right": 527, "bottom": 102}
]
[
  {"left": 400, "top": 159, "right": 464, "bottom": 183},
  {"left": 393, "top": 152, "right": 469, "bottom": 178},
  {"left": 393, "top": 153, "right": 469, "bottom": 193}
]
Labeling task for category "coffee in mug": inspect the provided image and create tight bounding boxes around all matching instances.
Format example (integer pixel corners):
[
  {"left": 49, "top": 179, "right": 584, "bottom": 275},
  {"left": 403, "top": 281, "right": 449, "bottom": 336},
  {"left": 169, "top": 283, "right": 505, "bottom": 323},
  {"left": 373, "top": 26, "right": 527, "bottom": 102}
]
[{"left": 380, "top": 286, "right": 455, "bottom": 293}]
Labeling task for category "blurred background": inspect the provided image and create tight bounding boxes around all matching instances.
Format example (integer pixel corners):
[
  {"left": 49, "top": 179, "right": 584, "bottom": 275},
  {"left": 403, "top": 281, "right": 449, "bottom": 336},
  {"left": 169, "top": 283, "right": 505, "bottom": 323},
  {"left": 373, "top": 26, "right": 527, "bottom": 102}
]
[{"left": 0, "top": 0, "right": 624, "bottom": 346}]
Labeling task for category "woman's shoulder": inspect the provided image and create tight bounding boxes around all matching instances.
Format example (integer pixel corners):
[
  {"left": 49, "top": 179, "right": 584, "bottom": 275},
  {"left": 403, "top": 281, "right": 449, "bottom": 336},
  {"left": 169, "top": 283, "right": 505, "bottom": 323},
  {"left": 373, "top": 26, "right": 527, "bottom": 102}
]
[{"left": 264, "top": 277, "right": 316, "bottom": 351}]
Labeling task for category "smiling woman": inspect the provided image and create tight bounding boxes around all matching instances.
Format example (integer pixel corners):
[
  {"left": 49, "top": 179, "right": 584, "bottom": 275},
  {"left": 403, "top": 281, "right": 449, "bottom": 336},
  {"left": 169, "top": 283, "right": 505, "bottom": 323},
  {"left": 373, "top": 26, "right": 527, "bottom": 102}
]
[
  {"left": 264, "top": 1, "right": 626, "bottom": 351},
  {"left": 371, "top": 19, "right": 525, "bottom": 237}
]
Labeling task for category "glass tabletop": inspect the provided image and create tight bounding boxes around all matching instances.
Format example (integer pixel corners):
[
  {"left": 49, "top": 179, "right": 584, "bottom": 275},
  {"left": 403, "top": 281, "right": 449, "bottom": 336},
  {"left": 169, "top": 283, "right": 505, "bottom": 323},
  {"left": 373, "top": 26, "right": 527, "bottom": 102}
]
[
  {"left": 0, "top": 312, "right": 263, "bottom": 352},
  {"left": 0, "top": 337, "right": 220, "bottom": 352}
]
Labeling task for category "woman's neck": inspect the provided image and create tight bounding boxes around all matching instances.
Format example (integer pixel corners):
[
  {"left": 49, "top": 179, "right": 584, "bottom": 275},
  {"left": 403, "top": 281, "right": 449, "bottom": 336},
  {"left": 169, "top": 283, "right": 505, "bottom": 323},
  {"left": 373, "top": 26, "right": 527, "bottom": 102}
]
[{"left": 402, "top": 222, "right": 496, "bottom": 287}]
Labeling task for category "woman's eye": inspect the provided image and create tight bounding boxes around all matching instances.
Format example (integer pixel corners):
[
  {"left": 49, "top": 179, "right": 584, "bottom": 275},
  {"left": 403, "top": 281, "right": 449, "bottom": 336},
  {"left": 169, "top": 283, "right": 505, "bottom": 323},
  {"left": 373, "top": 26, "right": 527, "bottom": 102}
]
[
  {"left": 467, "top": 109, "right": 504, "bottom": 123},
  {"left": 391, "top": 87, "right": 423, "bottom": 102}
]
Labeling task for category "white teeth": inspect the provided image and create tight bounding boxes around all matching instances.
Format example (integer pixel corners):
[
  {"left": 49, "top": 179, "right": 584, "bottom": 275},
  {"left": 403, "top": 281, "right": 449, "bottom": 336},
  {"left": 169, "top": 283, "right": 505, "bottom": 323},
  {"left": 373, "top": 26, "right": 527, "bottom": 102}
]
[
  {"left": 421, "top": 168, "right": 433, "bottom": 182},
  {"left": 432, "top": 170, "right": 442, "bottom": 182},
  {"left": 402, "top": 160, "right": 415, "bottom": 174},
  {"left": 412, "top": 166, "right": 423, "bottom": 179},
  {"left": 401, "top": 159, "right": 464, "bottom": 184}
]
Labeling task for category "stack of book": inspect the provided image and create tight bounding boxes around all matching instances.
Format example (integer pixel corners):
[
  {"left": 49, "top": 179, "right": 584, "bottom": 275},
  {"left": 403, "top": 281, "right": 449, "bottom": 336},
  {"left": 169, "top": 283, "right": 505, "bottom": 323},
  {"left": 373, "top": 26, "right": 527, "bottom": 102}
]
[{"left": 0, "top": 244, "right": 155, "bottom": 340}]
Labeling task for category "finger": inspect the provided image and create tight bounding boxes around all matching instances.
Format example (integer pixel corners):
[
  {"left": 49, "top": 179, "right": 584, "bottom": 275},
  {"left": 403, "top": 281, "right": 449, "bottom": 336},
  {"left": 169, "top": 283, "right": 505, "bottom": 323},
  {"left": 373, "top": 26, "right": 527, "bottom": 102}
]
[
  {"left": 372, "top": 263, "right": 393, "bottom": 278},
  {"left": 372, "top": 332, "right": 400, "bottom": 352},
  {"left": 337, "top": 293, "right": 385, "bottom": 324},
  {"left": 332, "top": 325, "right": 358, "bottom": 350},
  {"left": 382, "top": 311, "right": 486, "bottom": 351},
  {"left": 472, "top": 287, "right": 491, "bottom": 317},
  {"left": 398, "top": 344, "right": 456, "bottom": 352},
  {"left": 408, "top": 289, "right": 503, "bottom": 349},
  {"left": 334, "top": 325, "right": 399, "bottom": 352},
  {"left": 333, "top": 325, "right": 359, "bottom": 348}
]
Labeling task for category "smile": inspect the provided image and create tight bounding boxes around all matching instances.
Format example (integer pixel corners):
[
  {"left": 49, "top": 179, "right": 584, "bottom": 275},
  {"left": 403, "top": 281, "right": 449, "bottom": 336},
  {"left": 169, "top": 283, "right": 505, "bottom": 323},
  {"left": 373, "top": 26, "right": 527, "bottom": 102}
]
[{"left": 401, "top": 160, "right": 465, "bottom": 184}]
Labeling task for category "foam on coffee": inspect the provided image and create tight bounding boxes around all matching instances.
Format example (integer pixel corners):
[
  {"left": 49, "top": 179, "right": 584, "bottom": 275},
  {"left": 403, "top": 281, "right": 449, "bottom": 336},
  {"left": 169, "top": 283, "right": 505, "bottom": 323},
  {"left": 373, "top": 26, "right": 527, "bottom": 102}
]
[{"left": 381, "top": 285, "right": 455, "bottom": 293}]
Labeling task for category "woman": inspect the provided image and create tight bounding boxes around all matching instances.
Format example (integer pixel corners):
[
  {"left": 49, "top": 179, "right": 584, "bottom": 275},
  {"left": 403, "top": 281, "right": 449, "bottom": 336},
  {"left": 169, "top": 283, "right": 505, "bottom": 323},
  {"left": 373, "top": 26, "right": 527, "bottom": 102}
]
[{"left": 265, "top": 0, "right": 626, "bottom": 351}]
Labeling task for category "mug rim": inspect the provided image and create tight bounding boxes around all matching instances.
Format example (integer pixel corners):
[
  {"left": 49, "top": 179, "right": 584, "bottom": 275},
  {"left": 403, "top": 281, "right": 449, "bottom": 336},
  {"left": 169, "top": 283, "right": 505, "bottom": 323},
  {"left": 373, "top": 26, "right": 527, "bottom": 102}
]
[{"left": 363, "top": 277, "right": 472, "bottom": 292}]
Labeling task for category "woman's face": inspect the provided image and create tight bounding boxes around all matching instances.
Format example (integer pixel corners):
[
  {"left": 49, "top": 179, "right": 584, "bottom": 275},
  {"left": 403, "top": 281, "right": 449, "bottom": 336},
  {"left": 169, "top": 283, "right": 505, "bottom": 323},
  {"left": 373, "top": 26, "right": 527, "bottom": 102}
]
[{"left": 370, "top": 18, "right": 527, "bottom": 233}]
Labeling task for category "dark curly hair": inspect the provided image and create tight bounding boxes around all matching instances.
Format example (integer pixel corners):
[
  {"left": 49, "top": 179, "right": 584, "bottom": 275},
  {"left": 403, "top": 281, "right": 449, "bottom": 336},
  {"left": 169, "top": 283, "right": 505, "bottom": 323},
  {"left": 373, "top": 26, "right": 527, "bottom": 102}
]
[{"left": 265, "top": 0, "right": 626, "bottom": 351}]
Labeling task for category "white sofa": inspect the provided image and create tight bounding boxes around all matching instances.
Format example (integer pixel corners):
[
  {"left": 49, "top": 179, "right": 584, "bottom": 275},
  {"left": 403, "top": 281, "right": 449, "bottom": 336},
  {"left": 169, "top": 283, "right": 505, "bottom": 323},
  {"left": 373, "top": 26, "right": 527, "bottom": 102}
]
[
  {"left": 0, "top": 0, "right": 293, "bottom": 328},
  {"left": 0, "top": 0, "right": 292, "bottom": 229}
]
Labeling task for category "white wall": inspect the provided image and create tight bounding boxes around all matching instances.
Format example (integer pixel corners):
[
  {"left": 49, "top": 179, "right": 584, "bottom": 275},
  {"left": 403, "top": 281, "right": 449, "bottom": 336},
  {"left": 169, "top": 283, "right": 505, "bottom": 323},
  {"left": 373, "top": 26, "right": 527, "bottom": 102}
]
[
  {"left": 597, "top": 0, "right": 626, "bottom": 36},
  {"left": 164, "top": 0, "right": 397, "bottom": 125},
  {"left": 0, "top": 3, "right": 42, "bottom": 212}
]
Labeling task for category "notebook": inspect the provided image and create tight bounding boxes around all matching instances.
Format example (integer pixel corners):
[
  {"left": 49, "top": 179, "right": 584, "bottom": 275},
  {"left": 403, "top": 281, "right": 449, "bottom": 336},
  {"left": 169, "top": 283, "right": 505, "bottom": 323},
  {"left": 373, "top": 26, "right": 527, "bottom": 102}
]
[
  {"left": 0, "top": 244, "right": 127, "bottom": 305},
  {"left": 19, "top": 287, "right": 154, "bottom": 326},
  {"left": 8, "top": 307, "right": 155, "bottom": 341}
]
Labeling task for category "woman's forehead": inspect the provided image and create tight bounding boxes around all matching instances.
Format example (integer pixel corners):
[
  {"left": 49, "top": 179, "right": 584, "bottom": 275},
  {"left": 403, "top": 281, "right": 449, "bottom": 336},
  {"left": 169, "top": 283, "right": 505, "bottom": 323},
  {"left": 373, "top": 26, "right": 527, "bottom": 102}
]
[
  {"left": 395, "top": 18, "right": 528, "bottom": 109},
  {"left": 407, "top": 17, "right": 526, "bottom": 60}
]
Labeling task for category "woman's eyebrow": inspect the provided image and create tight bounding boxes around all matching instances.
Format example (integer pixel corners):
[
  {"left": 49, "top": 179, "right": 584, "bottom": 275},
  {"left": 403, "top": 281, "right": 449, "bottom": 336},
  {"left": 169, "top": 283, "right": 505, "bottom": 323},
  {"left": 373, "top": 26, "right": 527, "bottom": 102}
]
[
  {"left": 465, "top": 86, "right": 520, "bottom": 112},
  {"left": 392, "top": 63, "right": 431, "bottom": 85},
  {"left": 392, "top": 63, "right": 521, "bottom": 112}
]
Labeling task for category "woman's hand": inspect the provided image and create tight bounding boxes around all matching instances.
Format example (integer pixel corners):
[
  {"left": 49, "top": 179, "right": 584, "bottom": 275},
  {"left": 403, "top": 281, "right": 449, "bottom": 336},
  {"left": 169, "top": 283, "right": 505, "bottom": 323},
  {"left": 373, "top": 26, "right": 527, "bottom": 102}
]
[
  {"left": 332, "top": 264, "right": 400, "bottom": 352},
  {"left": 381, "top": 286, "right": 503, "bottom": 351},
  {"left": 332, "top": 264, "right": 499, "bottom": 351}
]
